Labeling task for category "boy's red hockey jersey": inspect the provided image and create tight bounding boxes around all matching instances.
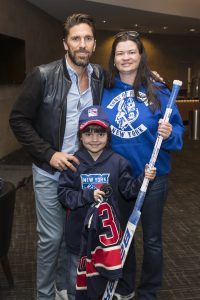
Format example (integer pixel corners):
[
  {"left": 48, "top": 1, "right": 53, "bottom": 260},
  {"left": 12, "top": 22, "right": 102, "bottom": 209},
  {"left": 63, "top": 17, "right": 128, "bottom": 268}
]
[{"left": 76, "top": 201, "right": 123, "bottom": 299}]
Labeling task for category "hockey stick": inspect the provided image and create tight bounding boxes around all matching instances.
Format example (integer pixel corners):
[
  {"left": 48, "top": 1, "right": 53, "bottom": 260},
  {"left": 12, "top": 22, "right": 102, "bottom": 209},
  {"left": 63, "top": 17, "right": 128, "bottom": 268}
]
[{"left": 102, "top": 80, "right": 182, "bottom": 300}]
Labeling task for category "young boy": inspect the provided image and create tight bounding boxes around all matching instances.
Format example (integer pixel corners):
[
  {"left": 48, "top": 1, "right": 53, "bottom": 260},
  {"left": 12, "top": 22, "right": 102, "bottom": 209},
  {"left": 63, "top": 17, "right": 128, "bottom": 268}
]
[{"left": 58, "top": 105, "right": 156, "bottom": 300}]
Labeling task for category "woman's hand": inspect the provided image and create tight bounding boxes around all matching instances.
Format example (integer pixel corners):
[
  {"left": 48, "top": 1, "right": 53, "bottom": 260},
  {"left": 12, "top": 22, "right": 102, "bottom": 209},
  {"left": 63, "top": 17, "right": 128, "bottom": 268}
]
[
  {"left": 94, "top": 189, "right": 105, "bottom": 203},
  {"left": 158, "top": 119, "right": 172, "bottom": 140},
  {"left": 145, "top": 164, "right": 156, "bottom": 181}
]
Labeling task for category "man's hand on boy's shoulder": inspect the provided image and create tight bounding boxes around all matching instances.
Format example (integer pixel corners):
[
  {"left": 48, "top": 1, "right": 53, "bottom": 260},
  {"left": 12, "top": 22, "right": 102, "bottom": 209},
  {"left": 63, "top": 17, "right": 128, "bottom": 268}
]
[{"left": 50, "top": 152, "right": 80, "bottom": 172}]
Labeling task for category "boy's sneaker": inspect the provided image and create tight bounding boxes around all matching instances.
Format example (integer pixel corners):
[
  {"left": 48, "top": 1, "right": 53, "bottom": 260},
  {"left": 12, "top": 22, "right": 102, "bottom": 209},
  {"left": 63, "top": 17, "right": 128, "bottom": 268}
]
[
  {"left": 113, "top": 291, "right": 135, "bottom": 300},
  {"left": 55, "top": 289, "right": 68, "bottom": 300}
]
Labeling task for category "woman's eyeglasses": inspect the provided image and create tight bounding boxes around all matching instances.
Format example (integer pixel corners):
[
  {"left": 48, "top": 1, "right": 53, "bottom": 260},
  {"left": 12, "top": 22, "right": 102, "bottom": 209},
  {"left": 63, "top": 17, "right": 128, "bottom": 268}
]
[{"left": 114, "top": 31, "right": 139, "bottom": 39}]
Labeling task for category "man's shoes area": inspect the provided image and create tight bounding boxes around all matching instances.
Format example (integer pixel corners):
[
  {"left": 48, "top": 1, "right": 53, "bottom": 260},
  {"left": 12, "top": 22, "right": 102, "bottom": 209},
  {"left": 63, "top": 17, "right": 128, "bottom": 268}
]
[
  {"left": 113, "top": 291, "right": 135, "bottom": 300},
  {"left": 55, "top": 289, "right": 68, "bottom": 300}
]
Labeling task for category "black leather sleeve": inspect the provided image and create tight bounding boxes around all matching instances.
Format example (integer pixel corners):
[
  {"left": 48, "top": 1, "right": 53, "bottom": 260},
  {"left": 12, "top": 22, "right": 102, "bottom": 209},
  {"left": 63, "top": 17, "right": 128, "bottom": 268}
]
[{"left": 9, "top": 67, "right": 56, "bottom": 164}]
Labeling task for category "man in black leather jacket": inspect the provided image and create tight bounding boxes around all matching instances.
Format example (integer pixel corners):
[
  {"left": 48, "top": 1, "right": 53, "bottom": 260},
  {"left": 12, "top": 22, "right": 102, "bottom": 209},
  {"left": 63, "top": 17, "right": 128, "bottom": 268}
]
[{"left": 9, "top": 13, "right": 104, "bottom": 300}]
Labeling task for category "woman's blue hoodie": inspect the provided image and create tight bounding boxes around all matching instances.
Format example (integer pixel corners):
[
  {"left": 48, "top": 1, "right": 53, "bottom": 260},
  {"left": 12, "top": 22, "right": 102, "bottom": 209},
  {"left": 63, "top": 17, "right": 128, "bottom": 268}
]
[{"left": 102, "top": 78, "right": 184, "bottom": 177}]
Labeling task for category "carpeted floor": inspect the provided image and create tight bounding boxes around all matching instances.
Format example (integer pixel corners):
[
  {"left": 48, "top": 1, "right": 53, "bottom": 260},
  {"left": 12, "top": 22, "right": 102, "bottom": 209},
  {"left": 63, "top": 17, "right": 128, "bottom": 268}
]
[
  {"left": 0, "top": 138, "right": 200, "bottom": 300},
  {"left": 0, "top": 180, "right": 37, "bottom": 299}
]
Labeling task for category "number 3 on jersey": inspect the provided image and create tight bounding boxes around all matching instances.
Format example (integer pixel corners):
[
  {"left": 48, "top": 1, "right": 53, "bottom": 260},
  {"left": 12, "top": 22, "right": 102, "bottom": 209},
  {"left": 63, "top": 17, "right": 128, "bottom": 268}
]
[{"left": 98, "top": 202, "right": 120, "bottom": 246}]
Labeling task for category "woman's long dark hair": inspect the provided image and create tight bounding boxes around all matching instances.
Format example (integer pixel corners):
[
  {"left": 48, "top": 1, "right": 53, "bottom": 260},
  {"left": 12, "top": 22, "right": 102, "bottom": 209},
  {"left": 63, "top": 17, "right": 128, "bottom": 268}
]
[{"left": 105, "top": 32, "right": 164, "bottom": 111}]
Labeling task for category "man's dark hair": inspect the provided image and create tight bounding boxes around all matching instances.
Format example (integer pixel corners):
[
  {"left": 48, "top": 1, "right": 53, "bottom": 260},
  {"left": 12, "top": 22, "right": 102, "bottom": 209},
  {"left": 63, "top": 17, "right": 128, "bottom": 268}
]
[{"left": 63, "top": 13, "right": 96, "bottom": 39}]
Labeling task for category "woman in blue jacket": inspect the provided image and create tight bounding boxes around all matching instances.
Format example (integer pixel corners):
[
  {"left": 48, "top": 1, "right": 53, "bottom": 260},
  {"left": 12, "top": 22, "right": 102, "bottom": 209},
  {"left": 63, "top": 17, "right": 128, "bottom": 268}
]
[{"left": 101, "top": 31, "right": 184, "bottom": 300}]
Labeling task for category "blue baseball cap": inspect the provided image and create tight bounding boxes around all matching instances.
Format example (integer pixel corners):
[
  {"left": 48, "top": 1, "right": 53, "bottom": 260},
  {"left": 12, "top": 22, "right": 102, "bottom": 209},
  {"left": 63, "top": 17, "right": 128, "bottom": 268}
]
[{"left": 79, "top": 105, "right": 110, "bottom": 131}]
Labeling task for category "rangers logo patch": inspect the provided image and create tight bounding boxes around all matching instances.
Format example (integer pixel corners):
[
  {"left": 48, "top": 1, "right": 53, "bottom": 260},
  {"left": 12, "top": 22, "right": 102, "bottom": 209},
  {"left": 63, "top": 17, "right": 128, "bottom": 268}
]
[
  {"left": 88, "top": 107, "right": 98, "bottom": 117},
  {"left": 80, "top": 174, "right": 110, "bottom": 190}
]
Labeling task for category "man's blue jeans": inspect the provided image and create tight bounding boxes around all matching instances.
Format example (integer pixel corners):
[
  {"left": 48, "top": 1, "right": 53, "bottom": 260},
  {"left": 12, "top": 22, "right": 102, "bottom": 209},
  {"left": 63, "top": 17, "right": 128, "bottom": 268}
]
[{"left": 32, "top": 169, "right": 68, "bottom": 300}]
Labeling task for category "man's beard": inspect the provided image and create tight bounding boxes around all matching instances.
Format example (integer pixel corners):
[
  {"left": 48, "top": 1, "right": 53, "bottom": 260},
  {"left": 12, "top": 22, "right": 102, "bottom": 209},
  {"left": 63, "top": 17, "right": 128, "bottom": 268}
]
[{"left": 67, "top": 48, "right": 92, "bottom": 67}]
